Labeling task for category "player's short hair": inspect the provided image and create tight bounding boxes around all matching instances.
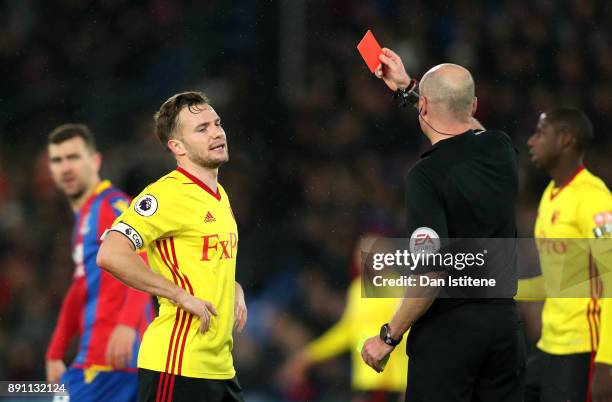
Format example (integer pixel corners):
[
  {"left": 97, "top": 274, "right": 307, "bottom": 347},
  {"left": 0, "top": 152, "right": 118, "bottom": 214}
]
[
  {"left": 47, "top": 123, "right": 97, "bottom": 151},
  {"left": 154, "top": 91, "right": 210, "bottom": 152},
  {"left": 545, "top": 108, "right": 594, "bottom": 154}
]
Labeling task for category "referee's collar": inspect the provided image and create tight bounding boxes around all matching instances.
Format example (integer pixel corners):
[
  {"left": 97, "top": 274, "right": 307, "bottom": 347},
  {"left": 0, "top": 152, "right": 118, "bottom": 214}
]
[{"left": 420, "top": 129, "right": 476, "bottom": 158}]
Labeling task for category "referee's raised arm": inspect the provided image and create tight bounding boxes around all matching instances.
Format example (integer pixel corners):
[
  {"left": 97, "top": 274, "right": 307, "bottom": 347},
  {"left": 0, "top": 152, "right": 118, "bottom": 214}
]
[{"left": 362, "top": 48, "right": 524, "bottom": 402}]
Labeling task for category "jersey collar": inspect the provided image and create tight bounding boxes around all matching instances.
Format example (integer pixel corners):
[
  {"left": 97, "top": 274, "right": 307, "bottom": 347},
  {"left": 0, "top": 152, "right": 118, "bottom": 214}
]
[
  {"left": 176, "top": 167, "right": 221, "bottom": 201},
  {"left": 94, "top": 180, "right": 112, "bottom": 195},
  {"left": 76, "top": 180, "right": 112, "bottom": 215},
  {"left": 420, "top": 129, "right": 474, "bottom": 158},
  {"left": 550, "top": 165, "right": 585, "bottom": 201}
]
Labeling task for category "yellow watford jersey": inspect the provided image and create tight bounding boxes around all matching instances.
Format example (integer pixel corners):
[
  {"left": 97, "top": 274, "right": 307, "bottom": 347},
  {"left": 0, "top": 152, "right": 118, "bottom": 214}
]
[
  {"left": 531, "top": 166, "right": 612, "bottom": 363},
  {"left": 110, "top": 167, "right": 238, "bottom": 379},
  {"left": 306, "top": 278, "right": 407, "bottom": 392}
]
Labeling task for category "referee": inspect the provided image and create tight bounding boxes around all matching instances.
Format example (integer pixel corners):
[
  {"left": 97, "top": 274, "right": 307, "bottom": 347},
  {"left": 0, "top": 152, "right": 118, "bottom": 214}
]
[{"left": 361, "top": 48, "right": 526, "bottom": 401}]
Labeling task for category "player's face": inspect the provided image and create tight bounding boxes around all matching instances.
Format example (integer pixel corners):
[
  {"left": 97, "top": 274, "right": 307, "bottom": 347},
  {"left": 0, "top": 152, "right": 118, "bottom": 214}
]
[
  {"left": 176, "top": 104, "right": 229, "bottom": 169},
  {"left": 527, "top": 114, "right": 561, "bottom": 170},
  {"left": 48, "top": 137, "right": 100, "bottom": 199}
]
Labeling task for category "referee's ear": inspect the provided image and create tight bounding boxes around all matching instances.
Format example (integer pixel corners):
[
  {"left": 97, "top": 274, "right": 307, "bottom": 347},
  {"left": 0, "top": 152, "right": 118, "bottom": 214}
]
[{"left": 471, "top": 97, "right": 478, "bottom": 116}]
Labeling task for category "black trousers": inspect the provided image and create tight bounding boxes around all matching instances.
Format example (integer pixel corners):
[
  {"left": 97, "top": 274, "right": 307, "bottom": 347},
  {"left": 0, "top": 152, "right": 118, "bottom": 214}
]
[
  {"left": 352, "top": 390, "right": 403, "bottom": 402},
  {"left": 405, "top": 301, "right": 526, "bottom": 402},
  {"left": 138, "top": 369, "right": 244, "bottom": 402},
  {"left": 524, "top": 350, "right": 593, "bottom": 402}
]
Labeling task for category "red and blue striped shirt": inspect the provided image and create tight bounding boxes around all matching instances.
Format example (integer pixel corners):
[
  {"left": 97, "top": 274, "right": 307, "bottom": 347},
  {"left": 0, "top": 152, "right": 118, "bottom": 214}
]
[{"left": 46, "top": 180, "right": 153, "bottom": 370}]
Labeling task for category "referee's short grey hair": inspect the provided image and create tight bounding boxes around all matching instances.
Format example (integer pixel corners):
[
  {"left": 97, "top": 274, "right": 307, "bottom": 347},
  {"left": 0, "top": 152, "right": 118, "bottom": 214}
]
[{"left": 420, "top": 64, "right": 475, "bottom": 119}]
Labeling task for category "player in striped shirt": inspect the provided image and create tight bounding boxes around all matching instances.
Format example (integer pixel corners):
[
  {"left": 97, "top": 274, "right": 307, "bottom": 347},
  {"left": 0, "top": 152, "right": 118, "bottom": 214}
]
[{"left": 46, "top": 124, "right": 153, "bottom": 401}]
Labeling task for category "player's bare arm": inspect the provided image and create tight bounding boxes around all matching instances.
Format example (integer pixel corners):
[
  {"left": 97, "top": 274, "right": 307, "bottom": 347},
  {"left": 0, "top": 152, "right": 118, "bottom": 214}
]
[
  {"left": 45, "top": 359, "right": 66, "bottom": 383},
  {"left": 361, "top": 268, "right": 442, "bottom": 373},
  {"left": 234, "top": 282, "right": 247, "bottom": 333},
  {"left": 105, "top": 325, "right": 137, "bottom": 369},
  {"left": 361, "top": 295, "right": 435, "bottom": 373},
  {"left": 97, "top": 231, "right": 217, "bottom": 333},
  {"left": 592, "top": 298, "right": 612, "bottom": 401}
]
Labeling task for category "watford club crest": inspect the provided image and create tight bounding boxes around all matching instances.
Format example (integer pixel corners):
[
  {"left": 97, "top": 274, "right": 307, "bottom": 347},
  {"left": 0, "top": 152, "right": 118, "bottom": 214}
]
[{"left": 551, "top": 210, "right": 560, "bottom": 225}]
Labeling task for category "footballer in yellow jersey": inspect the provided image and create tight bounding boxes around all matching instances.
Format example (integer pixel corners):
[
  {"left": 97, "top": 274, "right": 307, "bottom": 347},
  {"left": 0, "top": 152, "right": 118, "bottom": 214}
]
[
  {"left": 113, "top": 168, "right": 238, "bottom": 379},
  {"left": 283, "top": 278, "right": 407, "bottom": 397},
  {"left": 98, "top": 92, "right": 246, "bottom": 402},
  {"left": 523, "top": 108, "right": 612, "bottom": 402},
  {"left": 281, "top": 238, "right": 408, "bottom": 401},
  {"left": 533, "top": 167, "right": 612, "bottom": 355}
]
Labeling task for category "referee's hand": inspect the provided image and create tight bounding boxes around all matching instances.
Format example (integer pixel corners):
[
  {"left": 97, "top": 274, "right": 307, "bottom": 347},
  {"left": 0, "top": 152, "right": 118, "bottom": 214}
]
[
  {"left": 361, "top": 335, "right": 395, "bottom": 373},
  {"left": 175, "top": 291, "right": 218, "bottom": 333},
  {"left": 374, "top": 47, "right": 412, "bottom": 92}
]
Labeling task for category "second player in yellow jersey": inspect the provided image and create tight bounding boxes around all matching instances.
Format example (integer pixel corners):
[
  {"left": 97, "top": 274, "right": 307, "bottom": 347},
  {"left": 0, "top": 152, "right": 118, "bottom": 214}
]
[
  {"left": 531, "top": 166, "right": 612, "bottom": 359},
  {"left": 523, "top": 108, "right": 612, "bottom": 402}
]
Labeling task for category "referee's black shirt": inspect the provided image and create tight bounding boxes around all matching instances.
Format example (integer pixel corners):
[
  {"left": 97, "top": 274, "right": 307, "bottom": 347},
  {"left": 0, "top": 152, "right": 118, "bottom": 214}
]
[{"left": 405, "top": 129, "right": 518, "bottom": 311}]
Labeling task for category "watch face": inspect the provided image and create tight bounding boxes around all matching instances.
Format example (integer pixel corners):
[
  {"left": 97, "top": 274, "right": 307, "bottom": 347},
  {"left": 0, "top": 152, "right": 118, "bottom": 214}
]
[
  {"left": 380, "top": 324, "right": 389, "bottom": 341},
  {"left": 380, "top": 323, "right": 400, "bottom": 346}
]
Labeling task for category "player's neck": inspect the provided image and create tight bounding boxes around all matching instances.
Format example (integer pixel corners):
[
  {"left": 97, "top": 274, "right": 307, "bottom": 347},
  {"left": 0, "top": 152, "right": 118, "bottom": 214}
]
[
  {"left": 549, "top": 159, "right": 583, "bottom": 189},
  {"left": 178, "top": 161, "right": 218, "bottom": 192},
  {"left": 70, "top": 177, "right": 102, "bottom": 212}
]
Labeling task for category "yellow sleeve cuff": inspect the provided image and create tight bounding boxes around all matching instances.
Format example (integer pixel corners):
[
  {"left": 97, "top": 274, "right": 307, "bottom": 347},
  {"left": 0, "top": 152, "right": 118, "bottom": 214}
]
[{"left": 515, "top": 275, "right": 546, "bottom": 301}]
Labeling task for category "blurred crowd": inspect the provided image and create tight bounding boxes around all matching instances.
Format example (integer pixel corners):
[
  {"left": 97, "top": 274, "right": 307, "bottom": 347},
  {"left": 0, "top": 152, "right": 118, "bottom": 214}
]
[{"left": 0, "top": 1, "right": 610, "bottom": 401}]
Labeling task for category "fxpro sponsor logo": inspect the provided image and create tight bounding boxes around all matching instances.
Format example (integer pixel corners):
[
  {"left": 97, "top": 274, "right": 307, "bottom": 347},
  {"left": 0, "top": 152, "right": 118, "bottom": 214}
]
[
  {"left": 134, "top": 194, "right": 158, "bottom": 217},
  {"left": 536, "top": 238, "right": 568, "bottom": 255},
  {"left": 201, "top": 233, "right": 238, "bottom": 261}
]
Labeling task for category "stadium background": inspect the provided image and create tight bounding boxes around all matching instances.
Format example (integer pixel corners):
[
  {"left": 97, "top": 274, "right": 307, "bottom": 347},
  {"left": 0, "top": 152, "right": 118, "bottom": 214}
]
[{"left": 0, "top": 1, "right": 611, "bottom": 401}]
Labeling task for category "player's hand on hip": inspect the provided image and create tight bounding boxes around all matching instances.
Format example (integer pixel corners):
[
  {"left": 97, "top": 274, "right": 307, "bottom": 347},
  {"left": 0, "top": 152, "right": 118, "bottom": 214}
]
[
  {"left": 105, "top": 324, "right": 137, "bottom": 369},
  {"left": 374, "top": 47, "right": 411, "bottom": 92},
  {"left": 591, "top": 363, "right": 612, "bottom": 402},
  {"left": 46, "top": 359, "right": 66, "bottom": 383},
  {"left": 360, "top": 335, "right": 394, "bottom": 373},
  {"left": 234, "top": 282, "right": 248, "bottom": 333},
  {"left": 176, "top": 291, "right": 218, "bottom": 333}
]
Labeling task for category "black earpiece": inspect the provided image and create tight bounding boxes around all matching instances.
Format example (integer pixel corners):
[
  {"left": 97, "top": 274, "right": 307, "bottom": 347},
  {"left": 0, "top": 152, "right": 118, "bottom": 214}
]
[{"left": 418, "top": 106, "right": 463, "bottom": 137}]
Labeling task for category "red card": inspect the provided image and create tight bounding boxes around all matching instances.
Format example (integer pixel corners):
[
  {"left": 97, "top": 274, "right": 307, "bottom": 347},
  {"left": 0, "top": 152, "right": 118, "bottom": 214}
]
[{"left": 357, "top": 30, "right": 382, "bottom": 73}]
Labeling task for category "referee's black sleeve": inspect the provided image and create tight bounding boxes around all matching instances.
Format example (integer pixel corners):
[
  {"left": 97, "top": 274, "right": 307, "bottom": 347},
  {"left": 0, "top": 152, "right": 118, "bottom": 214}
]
[{"left": 405, "top": 165, "right": 449, "bottom": 239}]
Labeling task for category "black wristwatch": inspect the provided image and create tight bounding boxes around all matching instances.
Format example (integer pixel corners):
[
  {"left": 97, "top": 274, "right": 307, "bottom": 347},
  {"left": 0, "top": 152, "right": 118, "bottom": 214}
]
[
  {"left": 394, "top": 78, "right": 419, "bottom": 108},
  {"left": 379, "top": 323, "right": 402, "bottom": 346}
]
